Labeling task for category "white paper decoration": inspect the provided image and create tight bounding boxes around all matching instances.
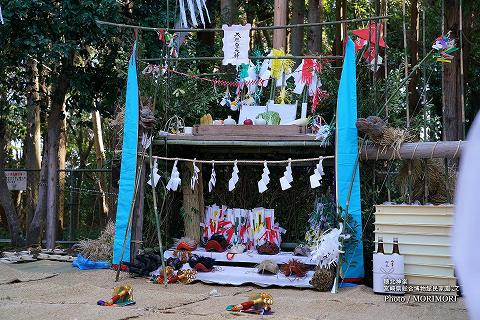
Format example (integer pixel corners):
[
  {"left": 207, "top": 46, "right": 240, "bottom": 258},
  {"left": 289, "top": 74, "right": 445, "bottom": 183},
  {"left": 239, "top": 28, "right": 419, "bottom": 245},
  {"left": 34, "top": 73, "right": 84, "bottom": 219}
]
[
  {"left": 228, "top": 160, "right": 239, "bottom": 191},
  {"left": 310, "top": 157, "right": 325, "bottom": 189},
  {"left": 279, "top": 158, "right": 293, "bottom": 190},
  {"left": 258, "top": 161, "right": 270, "bottom": 193},
  {"left": 147, "top": 159, "right": 161, "bottom": 187},
  {"left": 190, "top": 159, "right": 200, "bottom": 190},
  {"left": 208, "top": 162, "right": 216, "bottom": 192},
  {"left": 166, "top": 160, "right": 181, "bottom": 191}
]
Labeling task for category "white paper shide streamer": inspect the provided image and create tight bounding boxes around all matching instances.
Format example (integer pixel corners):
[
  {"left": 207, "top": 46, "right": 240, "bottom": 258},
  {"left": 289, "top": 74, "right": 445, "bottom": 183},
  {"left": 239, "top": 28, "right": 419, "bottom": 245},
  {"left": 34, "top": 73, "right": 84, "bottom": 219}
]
[
  {"left": 310, "top": 158, "right": 325, "bottom": 188},
  {"left": 166, "top": 160, "right": 181, "bottom": 191},
  {"left": 178, "top": 0, "right": 211, "bottom": 28},
  {"left": 208, "top": 162, "right": 216, "bottom": 192},
  {"left": 310, "top": 223, "right": 349, "bottom": 269},
  {"left": 279, "top": 158, "right": 293, "bottom": 190},
  {"left": 222, "top": 24, "right": 251, "bottom": 66},
  {"left": 147, "top": 159, "right": 161, "bottom": 187},
  {"left": 141, "top": 133, "right": 152, "bottom": 150},
  {"left": 228, "top": 160, "right": 239, "bottom": 191},
  {"left": 190, "top": 159, "right": 200, "bottom": 190},
  {"left": 258, "top": 161, "right": 270, "bottom": 193}
]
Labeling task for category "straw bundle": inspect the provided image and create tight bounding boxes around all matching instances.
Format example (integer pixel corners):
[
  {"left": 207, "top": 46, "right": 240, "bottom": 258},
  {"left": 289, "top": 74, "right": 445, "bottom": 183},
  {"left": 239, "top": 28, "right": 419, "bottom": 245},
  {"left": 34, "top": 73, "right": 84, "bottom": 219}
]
[
  {"left": 398, "top": 159, "right": 455, "bottom": 204},
  {"left": 75, "top": 221, "right": 115, "bottom": 261}
]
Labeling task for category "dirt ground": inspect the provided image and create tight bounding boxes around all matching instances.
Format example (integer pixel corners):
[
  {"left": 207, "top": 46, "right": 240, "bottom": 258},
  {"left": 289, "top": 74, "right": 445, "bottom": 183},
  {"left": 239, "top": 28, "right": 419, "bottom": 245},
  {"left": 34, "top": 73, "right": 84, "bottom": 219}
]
[{"left": 0, "top": 261, "right": 468, "bottom": 320}]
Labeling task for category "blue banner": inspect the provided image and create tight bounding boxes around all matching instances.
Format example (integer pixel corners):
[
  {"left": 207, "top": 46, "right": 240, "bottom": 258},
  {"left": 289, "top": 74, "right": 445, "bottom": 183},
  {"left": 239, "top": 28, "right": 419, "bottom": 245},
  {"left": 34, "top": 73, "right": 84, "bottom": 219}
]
[
  {"left": 336, "top": 37, "right": 364, "bottom": 281},
  {"left": 113, "top": 43, "right": 139, "bottom": 265}
]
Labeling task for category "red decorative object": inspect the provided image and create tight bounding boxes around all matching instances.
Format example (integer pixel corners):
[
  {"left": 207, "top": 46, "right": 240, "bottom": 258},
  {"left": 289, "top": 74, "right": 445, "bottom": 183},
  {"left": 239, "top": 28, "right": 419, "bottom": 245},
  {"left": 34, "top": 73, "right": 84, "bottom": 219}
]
[{"left": 243, "top": 119, "right": 253, "bottom": 125}]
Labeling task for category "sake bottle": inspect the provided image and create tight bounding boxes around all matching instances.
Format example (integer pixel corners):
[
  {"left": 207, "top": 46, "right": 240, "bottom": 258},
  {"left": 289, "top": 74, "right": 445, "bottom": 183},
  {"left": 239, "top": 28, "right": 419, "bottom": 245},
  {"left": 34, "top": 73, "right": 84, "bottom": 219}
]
[
  {"left": 392, "top": 237, "right": 400, "bottom": 254},
  {"left": 377, "top": 236, "right": 385, "bottom": 254}
]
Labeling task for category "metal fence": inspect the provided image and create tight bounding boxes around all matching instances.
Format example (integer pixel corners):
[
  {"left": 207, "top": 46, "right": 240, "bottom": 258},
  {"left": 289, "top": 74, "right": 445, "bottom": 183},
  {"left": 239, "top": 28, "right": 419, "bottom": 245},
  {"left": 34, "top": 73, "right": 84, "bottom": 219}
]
[{"left": 1, "top": 168, "right": 117, "bottom": 244}]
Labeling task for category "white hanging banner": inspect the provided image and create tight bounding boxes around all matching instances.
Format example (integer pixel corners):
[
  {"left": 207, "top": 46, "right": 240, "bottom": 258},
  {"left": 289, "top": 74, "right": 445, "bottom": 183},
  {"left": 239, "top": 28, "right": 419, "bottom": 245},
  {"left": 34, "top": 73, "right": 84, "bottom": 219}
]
[{"left": 222, "top": 24, "right": 251, "bottom": 66}]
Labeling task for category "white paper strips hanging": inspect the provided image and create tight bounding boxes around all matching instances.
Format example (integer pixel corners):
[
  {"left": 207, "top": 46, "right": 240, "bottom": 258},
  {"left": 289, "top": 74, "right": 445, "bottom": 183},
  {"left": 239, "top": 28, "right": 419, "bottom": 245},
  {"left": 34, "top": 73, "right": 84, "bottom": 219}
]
[
  {"left": 208, "top": 162, "right": 216, "bottom": 192},
  {"left": 166, "top": 160, "right": 181, "bottom": 191},
  {"left": 190, "top": 159, "right": 200, "bottom": 190},
  {"left": 141, "top": 133, "right": 152, "bottom": 150},
  {"left": 310, "top": 158, "right": 325, "bottom": 188},
  {"left": 310, "top": 223, "right": 349, "bottom": 269},
  {"left": 258, "top": 161, "right": 270, "bottom": 193},
  {"left": 178, "top": 0, "right": 211, "bottom": 28},
  {"left": 147, "top": 159, "right": 161, "bottom": 187},
  {"left": 228, "top": 160, "right": 239, "bottom": 191},
  {"left": 0, "top": 5, "right": 4, "bottom": 25},
  {"left": 222, "top": 24, "right": 251, "bottom": 66},
  {"left": 280, "top": 159, "right": 293, "bottom": 191}
]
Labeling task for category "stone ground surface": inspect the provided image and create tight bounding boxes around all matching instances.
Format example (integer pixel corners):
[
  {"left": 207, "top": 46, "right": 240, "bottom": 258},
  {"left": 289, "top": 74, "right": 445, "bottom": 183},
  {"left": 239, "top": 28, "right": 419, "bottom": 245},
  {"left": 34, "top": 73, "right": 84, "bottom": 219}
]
[{"left": 0, "top": 261, "right": 468, "bottom": 320}]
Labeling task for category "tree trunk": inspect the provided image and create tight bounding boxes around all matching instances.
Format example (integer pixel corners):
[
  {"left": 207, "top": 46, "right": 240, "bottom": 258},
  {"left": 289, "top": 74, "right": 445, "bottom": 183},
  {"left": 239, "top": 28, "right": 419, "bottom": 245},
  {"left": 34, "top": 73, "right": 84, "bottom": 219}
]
[
  {"left": 408, "top": 0, "right": 420, "bottom": 116},
  {"left": 443, "top": 0, "right": 463, "bottom": 141},
  {"left": 220, "top": 0, "right": 238, "bottom": 25},
  {"left": 27, "top": 145, "right": 48, "bottom": 246},
  {"left": 307, "top": 0, "right": 322, "bottom": 54},
  {"left": 181, "top": 162, "right": 203, "bottom": 242},
  {"left": 57, "top": 109, "right": 67, "bottom": 239},
  {"left": 0, "top": 120, "right": 25, "bottom": 247},
  {"left": 92, "top": 110, "right": 109, "bottom": 221},
  {"left": 25, "top": 60, "right": 42, "bottom": 231},
  {"left": 290, "top": 0, "right": 305, "bottom": 57},
  {"left": 45, "top": 70, "right": 69, "bottom": 249},
  {"left": 273, "top": 0, "right": 287, "bottom": 50}
]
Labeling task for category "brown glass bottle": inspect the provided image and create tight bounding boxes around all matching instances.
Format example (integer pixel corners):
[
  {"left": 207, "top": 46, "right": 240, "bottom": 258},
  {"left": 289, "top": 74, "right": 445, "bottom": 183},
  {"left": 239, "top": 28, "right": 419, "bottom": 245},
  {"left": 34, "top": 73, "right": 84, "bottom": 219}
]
[
  {"left": 377, "top": 236, "right": 385, "bottom": 254},
  {"left": 392, "top": 237, "right": 400, "bottom": 254}
]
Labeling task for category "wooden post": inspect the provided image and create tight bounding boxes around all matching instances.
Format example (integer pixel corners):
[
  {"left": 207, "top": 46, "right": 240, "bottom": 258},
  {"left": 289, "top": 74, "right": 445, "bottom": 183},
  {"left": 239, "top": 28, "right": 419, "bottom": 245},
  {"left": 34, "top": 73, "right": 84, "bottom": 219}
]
[
  {"left": 181, "top": 162, "right": 203, "bottom": 242},
  {"left": 273, "top": 0, "right": 287, "bottom": 50},
  {"left": 442, "top": 0, "right": 464, "bottom": 141},
  {"left": 131, "top": 158, "right": 145, "bottom": 262}
]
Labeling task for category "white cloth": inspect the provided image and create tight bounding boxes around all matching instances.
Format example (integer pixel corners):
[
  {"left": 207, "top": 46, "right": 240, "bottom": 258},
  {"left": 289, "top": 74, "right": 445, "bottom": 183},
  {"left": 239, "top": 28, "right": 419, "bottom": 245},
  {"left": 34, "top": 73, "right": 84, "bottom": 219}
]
[
  {"left": 222, "top": 24, "right": 251, "bottom": 66},
  {"left": 453, "top": 114, "right": 480, "bottom": 320}
]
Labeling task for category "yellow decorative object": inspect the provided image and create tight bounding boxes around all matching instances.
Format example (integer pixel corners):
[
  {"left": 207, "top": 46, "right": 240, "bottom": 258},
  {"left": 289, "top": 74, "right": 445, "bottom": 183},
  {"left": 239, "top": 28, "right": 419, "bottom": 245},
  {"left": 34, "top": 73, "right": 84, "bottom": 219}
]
[{"left": 270, "top": 49, "right": 294, "bottom": 80}]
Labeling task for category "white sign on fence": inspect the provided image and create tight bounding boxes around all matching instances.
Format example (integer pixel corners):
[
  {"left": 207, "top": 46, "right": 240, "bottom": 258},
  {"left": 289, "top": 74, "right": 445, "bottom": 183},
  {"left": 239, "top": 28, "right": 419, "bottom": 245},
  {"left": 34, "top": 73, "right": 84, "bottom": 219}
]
[
  {"left": 5, "top": 171, "right": 27, "bottom": 191},
  {"left": 222, "top": 24, "right": 251, "bottom": 66}
]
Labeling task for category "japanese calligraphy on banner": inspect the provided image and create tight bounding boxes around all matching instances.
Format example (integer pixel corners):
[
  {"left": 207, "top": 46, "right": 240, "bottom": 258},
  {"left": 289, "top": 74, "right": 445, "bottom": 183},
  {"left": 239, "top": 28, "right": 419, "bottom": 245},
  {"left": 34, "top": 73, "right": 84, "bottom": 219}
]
[
  {"left": 222, "top": 24, "right": 251, "bottom": 66},
  {"left": 5, "top": 171, "right": 27, "bottom": 191}
]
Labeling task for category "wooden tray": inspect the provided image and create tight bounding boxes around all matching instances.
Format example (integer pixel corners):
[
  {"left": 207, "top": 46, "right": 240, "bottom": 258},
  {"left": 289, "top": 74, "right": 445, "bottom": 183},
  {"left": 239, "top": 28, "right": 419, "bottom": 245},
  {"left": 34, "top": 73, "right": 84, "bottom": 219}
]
[{"left": 193, "top": 125, "right": 307, "bottom": 137}]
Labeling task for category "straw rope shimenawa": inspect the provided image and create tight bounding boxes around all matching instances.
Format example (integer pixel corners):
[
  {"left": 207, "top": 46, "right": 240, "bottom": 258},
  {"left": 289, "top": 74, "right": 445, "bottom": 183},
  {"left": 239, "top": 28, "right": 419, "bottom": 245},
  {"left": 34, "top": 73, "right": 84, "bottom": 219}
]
[{"left": 149, "top": 155, "right": 334, "bottom": 165}]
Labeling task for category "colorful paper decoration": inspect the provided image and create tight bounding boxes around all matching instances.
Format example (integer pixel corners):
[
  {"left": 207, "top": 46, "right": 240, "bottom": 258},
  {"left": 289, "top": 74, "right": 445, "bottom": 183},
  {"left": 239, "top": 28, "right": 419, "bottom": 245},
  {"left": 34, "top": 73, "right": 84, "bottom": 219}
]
[
  {"left": 190, "top": 159, "right": 200, "bottom": 190},
  {"left": 222, "top": 24, "right": 251, "bottom": 66},
  {"left": 228, "top": 160, "right": 239, "bottom": 191},
  {"left": 208, "top": 162, "right": 216, "bottom": 192},
  {"left": 352, "top": 21, "right": 387, "bottom": 72},
  {"left": 166, "top": 160, "right": 181, "bottom": 191},
  {"left": 432, "top": 33, "right": 458, "bottom": 63},
  {"left": 201, "top": 205, "right": 286, "bottom": 250}
]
